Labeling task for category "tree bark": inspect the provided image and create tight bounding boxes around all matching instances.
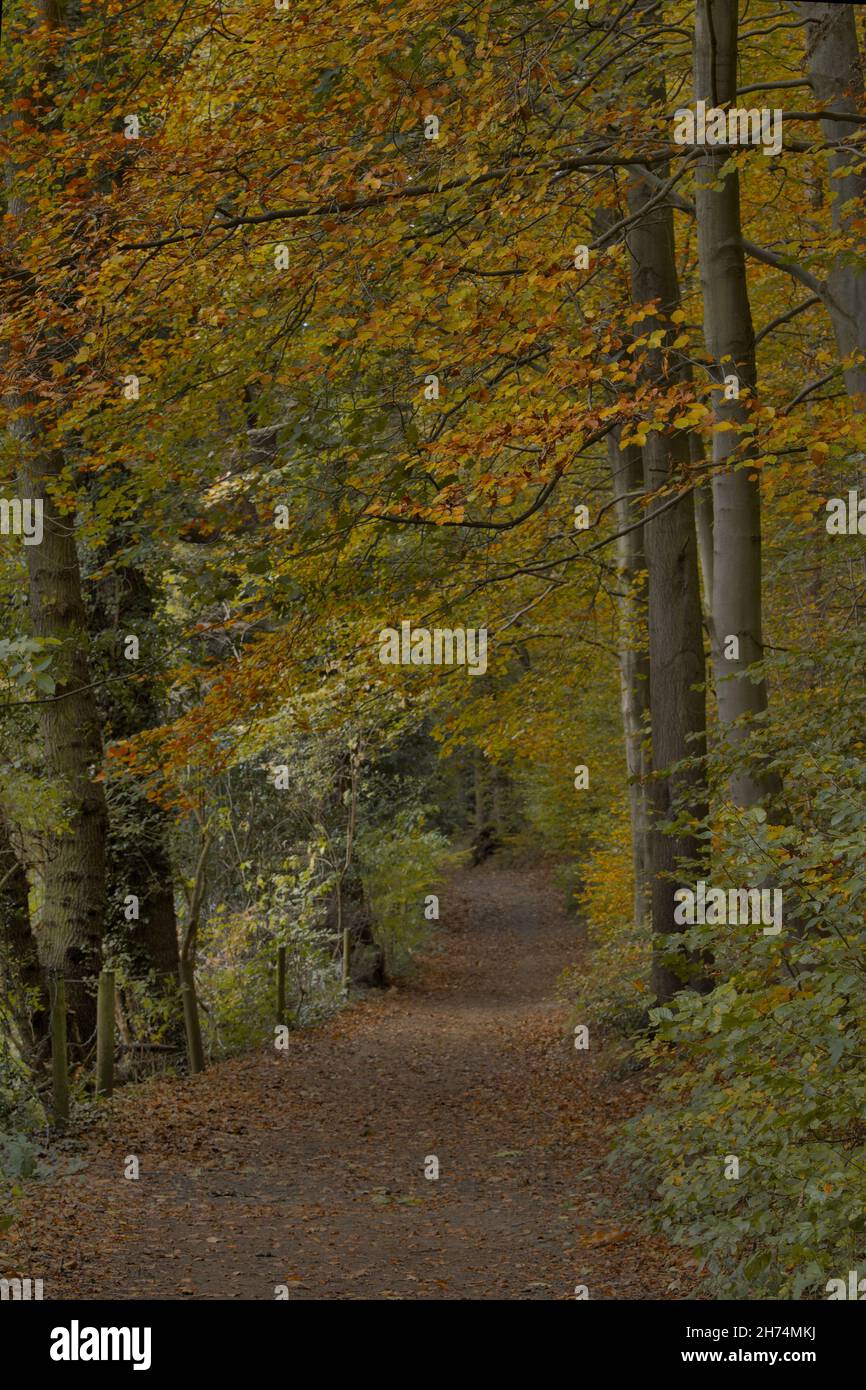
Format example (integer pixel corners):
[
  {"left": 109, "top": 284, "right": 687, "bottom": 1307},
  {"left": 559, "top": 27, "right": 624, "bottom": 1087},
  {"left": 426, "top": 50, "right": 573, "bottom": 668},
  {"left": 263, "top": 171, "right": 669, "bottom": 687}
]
[
  {"left": 625, "top": 175, "right": 709, "bottom": 1002},
  {"left": 11, "top": 436, "right": 108, "bottom": 1050},
  {"left": 691, "top": 435, "right": 716, "bottom": 649},
  {"left": 795, "top": 2, "right": 866, "bottom": 407},
  {"left": 694, "top": 0, "right": 776, "bottom": 808},
  {"left": 607, "top": 431, "right": 652, "bottom": 929},
  {"left": 3, "top": 0, "right": 108, "bottom": 1055},
  {"left": 179, "top": 835, "right": 210, "bottom": 1075}
]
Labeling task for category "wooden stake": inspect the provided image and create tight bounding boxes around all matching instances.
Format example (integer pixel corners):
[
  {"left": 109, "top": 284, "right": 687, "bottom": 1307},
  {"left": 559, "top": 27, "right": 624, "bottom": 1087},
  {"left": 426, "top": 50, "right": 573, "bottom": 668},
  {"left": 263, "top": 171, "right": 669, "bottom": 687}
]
[
  {"left": 50, "top": 975, "right": 69, "bottom": 1127},
  {"left": 95, "top": 969, "right": 115, "bottom": 1098},
  {"left": 276, "top": 944, "right": 286, "bottom": 1025}
]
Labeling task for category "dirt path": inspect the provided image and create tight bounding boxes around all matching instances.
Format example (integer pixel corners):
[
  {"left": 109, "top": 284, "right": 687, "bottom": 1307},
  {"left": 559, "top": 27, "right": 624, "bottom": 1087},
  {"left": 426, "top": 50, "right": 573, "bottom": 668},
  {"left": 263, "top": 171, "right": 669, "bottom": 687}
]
[{"left": 2, "top": 866, "right": 696, "bottom": 1300}]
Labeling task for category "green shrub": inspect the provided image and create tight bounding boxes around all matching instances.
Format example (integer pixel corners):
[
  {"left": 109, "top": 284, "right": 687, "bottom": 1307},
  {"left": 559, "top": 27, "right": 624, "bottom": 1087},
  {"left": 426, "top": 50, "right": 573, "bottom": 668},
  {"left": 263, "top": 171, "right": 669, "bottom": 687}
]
[
  {"left": 615, "top": 647, "right": 866, "bottom": 1298},
  {"left": 357, "top": 811, "right": 456, "bottom": 978},
  {"left": 198, "top": 863, "right": 343, "bottom": 1054}
]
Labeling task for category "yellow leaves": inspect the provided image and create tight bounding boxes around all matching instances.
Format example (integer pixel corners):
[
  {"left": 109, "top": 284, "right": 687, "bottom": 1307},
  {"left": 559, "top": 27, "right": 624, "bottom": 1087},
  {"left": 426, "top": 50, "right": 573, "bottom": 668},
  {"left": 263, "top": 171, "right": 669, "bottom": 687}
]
[
  {"left": 672, "top": 403, "right": 708, "bottom": 429},
  {"left": 620, "top": 423, "right": 650, "bottom": 448}
]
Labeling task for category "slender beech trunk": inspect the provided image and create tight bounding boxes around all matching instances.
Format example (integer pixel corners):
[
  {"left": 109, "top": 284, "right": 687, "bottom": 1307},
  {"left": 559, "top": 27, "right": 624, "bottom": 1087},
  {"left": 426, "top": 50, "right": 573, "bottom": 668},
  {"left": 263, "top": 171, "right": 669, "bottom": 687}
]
[
  {"left": 606, "top": 431, "right": 652, "bottom": 929},
  {"left": 180, "top": 835, "right": 210, "bottom": 1075},
  {"left": 626, "top": 175, "right": 708, "bottom": 1002},
  {"left": 694, "top": 0, "right": 776, "bottom": 808},
  {"left": 609, "top": 0, "right": 708, "bottom": 1001},
  {"left": 795, "top": 3, "right": 866, "bottom": 407},
  {"left": 691, "top": 436, "right": 716, "bottom": 649}
]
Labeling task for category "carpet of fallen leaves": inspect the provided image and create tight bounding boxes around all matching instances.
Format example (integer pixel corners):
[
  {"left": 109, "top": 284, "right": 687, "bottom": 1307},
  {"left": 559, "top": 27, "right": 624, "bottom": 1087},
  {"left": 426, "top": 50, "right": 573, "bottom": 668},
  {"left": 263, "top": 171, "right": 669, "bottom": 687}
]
[{"left": 1, "top": 864, "right": 705, "bottom": 1299}]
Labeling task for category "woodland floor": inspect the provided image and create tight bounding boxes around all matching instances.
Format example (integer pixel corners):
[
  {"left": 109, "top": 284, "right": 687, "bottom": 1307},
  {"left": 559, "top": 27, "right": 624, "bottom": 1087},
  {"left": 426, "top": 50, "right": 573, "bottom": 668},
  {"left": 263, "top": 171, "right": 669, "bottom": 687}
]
[{"left": 2, "top": 864, "right": 701, "bottom": 1299}]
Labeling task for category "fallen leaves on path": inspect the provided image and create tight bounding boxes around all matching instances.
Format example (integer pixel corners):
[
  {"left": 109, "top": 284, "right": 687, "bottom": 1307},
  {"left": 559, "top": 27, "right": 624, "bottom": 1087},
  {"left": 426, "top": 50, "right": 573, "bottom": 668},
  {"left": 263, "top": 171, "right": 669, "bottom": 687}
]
[{"left": 1, "top": 865, "right": 703, "bottom": 1300}]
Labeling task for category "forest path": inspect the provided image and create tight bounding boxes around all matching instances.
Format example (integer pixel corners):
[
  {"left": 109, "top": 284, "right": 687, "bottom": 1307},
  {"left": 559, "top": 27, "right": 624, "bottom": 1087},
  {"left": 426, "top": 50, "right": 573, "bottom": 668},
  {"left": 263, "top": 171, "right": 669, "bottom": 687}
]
[{"left": 3, "top": 865, "right": 695, "bottom": 1300}]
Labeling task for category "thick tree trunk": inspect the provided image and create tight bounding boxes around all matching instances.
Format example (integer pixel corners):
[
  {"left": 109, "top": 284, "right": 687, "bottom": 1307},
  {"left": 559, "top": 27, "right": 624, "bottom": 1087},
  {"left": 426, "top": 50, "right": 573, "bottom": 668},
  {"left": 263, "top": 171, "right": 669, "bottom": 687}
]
[
  {"left": 694, "top": 0, "right": 776, "bottom": 808},
  {"left": 13, "top": 438, "right": 108, "bottom": 1050},
  {"left": 3, "top": 0, "right": 108, "bottom": 1055},
  {"left": 607, "top": 432, "right": 652, "bottom": 929}
]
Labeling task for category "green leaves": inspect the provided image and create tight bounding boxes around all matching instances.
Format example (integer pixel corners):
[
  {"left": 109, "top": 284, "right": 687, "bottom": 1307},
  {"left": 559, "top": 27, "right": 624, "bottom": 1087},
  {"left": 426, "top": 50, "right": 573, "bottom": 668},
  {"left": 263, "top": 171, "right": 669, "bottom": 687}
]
[{"left": 0, "top": 635, "right": 60, "bottom": 697}]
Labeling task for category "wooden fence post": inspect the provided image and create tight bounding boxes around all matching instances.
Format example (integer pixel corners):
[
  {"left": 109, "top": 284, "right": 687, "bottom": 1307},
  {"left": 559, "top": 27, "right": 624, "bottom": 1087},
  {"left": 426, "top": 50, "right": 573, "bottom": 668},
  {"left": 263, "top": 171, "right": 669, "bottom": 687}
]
[
  {"left": 50, "top": 975, "right": 69, "bottom": 1127},
  {"left": 276, "top": 944, "right": 286, "bottom": 1025},
  {"left": 95, "top": 969, "right": 115, "bottom": 1097}
]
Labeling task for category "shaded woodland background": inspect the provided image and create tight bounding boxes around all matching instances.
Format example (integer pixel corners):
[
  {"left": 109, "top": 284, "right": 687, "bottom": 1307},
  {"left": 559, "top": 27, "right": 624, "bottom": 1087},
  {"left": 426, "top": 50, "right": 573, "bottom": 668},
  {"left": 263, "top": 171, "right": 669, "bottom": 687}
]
[{"left": 2, "top": 0, "right": 866, "bottom": 1299}]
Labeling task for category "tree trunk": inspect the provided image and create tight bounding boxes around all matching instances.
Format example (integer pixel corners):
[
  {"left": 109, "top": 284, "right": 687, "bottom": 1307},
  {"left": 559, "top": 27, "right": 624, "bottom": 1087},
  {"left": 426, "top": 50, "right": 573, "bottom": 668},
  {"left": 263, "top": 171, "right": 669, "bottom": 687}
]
[
  {"left": 607, "top": 431, "right": 652, "bottom": 929},
  {"left": 691, "top": 436, "right": 716, "bottom": 648},
  {"left": 179, "top": 835, "right": 210, "bottom": 1075},
  {"left": 694, "top": 0, "right": 776, "bottom": 808},
  {"left": 625, "top": 174, "right": 709, "bottom": 1002},
  {"left": 3, "top": 0, "right": 109, "bottom": 1053},
  {"left": 9, "top": 434, "right": 108, "bottom": 1051},
  {"left": 795, "top": 2, "right": 866, "bottom": 407}
]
